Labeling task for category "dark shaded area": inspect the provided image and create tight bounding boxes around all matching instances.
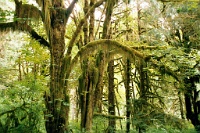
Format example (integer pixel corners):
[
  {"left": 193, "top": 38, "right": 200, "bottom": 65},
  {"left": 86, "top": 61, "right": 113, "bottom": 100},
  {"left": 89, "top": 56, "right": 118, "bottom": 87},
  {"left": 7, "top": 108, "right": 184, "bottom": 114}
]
[{"left": 184, "top": 74, "right": 200, "bottom": 131}]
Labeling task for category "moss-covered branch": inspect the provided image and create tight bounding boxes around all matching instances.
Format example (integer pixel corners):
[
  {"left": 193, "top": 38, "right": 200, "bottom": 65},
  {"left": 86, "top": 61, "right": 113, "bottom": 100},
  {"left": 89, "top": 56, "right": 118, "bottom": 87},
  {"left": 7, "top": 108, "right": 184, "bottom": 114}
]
[
  {"left": 81, "top": 39, "right": 147, "bottom": 59},
  {"left": 0, "top": 0, "right": 49, "bottom": 47},
  {"left": 131, "top": 45, "right": 167, "bottom": 50},
  {"left": 66, "top": 39, "right": 150, "bottom": 77},
  {"left": 0, "top": 22, "right": 49, "bottom": 48},
  {"left": 25, "top": 24, "right": 50, "bottom": 48},
  {"left": 93, "top": 113, "right": 125, "bottom": 119},
  {"left": 14, "top": 0, "right": 42, "bottom": 21}
]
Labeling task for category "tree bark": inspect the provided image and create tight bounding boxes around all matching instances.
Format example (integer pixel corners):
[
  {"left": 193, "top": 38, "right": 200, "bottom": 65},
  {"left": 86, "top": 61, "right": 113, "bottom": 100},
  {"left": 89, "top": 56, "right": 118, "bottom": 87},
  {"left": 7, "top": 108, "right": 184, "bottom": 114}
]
[
  {"left": 124, "top": 59, "right": 131, "bottom": 133},
  {"left": 79, "top": 0, "right": 96, "bottom": 131},
  {"left": 94, "top": 50, "right": 105, "bottom": 113},
  {"left": 102, "top": 1, "right": 117, "bottom": 132},
  {"left": 44, "top": 1, "right": 73, "bottom": 132},
  {"left": 108, "top": 60, "right": 116, "bottom": 132}
]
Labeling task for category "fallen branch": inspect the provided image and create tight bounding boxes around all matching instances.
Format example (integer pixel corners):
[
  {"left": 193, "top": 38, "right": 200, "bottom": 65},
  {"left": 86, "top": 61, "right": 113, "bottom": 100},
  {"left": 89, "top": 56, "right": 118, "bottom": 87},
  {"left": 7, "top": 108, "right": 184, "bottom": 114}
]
[{"left": 93, "top": 112, "right": 126, "bottom": 119}]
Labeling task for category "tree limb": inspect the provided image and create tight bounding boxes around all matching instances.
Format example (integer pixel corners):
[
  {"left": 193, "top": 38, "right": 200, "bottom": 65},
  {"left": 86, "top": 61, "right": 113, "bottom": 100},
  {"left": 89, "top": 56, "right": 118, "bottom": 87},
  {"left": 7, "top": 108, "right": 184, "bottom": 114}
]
[
  {"left": 66, "top": 39, "right": 150, "bottom": 78},
  {"left": 65, "top": 0, "right": 78, "bottom": 22},
  {"left": 93, "top": 112, "right": 125, "bottom": 119},
  {"left": 0, "top": 22, "right": 50, "bottom": 48},
  {"left": 131, "top": 45, "right": 167, "bottom": 50},
  {"left": 0, "top": 104, "right": 25, "bottom": 117},
  {"left": 25, "top": 24, "right": 50, "bottom": 48}
]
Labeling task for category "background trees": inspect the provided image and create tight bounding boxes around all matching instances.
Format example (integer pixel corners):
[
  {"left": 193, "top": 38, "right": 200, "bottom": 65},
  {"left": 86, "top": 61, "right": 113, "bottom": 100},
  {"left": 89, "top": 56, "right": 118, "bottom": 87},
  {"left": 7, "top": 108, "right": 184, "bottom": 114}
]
[{"left": 0, "top": 0, "right": 199, "bottom": 132}]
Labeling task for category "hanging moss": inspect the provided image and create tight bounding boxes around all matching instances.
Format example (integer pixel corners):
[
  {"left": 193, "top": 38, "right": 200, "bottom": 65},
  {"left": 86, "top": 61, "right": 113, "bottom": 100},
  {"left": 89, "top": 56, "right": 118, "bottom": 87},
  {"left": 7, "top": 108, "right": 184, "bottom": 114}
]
[
  {"left": 15, "top": 1, "right": 41, "bottom": 21},
  {"left": 34, "top": 0, "right": 52, "bottom": 41},
  {"left": 43, "top": 0, "right": 52, "bottom": 41},
  {"left": 78, "top": 75, "right": 84, "bottom": 94},
  {"left": 95, "top": 50, "right": 103, "bottom": 67},
  {"left": 91, "top": 67, "right": 99, "bottom": 87},
  {"left": 67, "top": 39, "right": 151, "bottom": 77},
  {"left": 79, "top": 39, "right": 147, "bottom": 59}
]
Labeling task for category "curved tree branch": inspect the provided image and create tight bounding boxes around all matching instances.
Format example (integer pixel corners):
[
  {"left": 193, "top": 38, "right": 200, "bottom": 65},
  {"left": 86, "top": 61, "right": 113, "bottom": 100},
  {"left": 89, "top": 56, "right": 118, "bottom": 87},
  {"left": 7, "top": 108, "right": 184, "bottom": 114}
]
[
  {"left": 66, "top": 39, "right": 150, "bottom": 76},
  {"left": 25, "top": 24, "right": 50, "bottom": 48},
  {"left": 0, "top": 22, "right": 50, "bottom": 48}
]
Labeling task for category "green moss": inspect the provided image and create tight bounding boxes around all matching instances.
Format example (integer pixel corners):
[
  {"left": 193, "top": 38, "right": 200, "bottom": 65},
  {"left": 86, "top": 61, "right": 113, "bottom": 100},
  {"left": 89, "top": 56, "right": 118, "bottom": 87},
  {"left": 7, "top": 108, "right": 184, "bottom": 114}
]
[{"left": 92, "top": 67, "right": 99, "bottom": 87}]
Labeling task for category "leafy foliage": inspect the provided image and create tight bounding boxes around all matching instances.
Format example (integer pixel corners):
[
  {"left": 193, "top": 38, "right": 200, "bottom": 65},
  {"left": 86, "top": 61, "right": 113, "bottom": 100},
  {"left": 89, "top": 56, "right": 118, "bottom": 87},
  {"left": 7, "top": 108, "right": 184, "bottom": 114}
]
[{"left": 0, "top": 75, "right": 46, "bottom": 133}]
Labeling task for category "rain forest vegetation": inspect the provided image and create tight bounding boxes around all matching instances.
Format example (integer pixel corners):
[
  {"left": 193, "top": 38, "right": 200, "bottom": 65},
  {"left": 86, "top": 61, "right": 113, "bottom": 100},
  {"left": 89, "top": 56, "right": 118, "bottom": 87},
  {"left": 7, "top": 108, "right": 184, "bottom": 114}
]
[{"left": 0, "top": 0, "right": 200, "bottom": 133}]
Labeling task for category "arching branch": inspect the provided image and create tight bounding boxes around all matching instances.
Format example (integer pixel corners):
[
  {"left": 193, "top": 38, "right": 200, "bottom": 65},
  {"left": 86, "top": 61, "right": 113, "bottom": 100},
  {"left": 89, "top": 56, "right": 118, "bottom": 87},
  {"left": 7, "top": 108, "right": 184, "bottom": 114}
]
[
  {"left": 0, "top": 0, "right": 48, "bottom": 47},
  {"left": 0, "top": 22, "right": 49, "bottom": 48},
  {"left": 66, "top": 39, "right": 150, "bottom": 76}
]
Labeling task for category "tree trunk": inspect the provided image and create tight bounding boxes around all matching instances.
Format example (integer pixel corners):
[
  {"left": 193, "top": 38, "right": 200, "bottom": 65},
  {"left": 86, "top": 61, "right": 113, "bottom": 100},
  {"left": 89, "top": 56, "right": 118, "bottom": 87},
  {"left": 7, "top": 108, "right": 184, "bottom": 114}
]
[
  {"left": 94, "top": 50, "right": 105, "bottom": 113},
  {"left": 124, "top": 59, "right": 131, "bottom": 133},
  {"left": 178, "top": 91, "right": 185, "bottom": 119},
  {"left": 108, "top": 60, "right": 116, "bottom": 132},
  {"left": 136, "top": 1, "right": 149, "bottom": 131},
  {"left": 184, "top": 76, "right": 200, "bottom": 131},
  {"left": 124, "top": 2, "right": 131, "bottom": 130},
  {"left": 139, "top": 61, "right": 147, "bottom": 99},
  {"left": 44, "top": 2, "right": 69, "bottom": 133},
  {"left": 102, "top": 1, "right": 117, "bottom": 132},
  {"left": 79, "top": 59, "right": 98, "bottom": 132},
  {"left": 79, "top": 0, "right": 96, "bottom": 131}
]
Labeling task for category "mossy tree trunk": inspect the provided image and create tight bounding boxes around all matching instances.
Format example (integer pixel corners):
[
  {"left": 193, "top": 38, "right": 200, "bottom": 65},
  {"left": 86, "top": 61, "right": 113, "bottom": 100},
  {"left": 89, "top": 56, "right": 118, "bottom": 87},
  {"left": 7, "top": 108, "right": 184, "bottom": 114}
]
[
  {"left": 124, "top": 59, "right": 131, "bottom": 133},
  {"left": 124, "top": 2, "right": 131, "bottom": 131},
  {"left": 79, "top": 0, "right": 96, "bottom": 131},
  {"left": 44, "top": 1, "right": 70, "bottom": 132},
  {"left": 93, "top": 50, "right": 105, "bottom": 113},
  {"left": 107, "top": 60, "right": 116, "bottom": 132},
  {"left": 79, "top": 0, "right": 89, "bottom": 129},
  {"left": 102, "top": 0, "right": 118, "bottom": 132},
  {"left": 79, "top": 60, "right": 97, "bottom": 131}
]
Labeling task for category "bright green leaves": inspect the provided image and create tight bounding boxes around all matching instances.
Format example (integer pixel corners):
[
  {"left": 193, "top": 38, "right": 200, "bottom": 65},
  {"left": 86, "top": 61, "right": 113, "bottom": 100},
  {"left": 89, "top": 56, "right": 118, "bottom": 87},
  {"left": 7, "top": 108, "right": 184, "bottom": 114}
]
[
  {"left": 0, "top": 76, "right": 47, "bottom": 133},
  {"left": 0, "top": 33, "right": 49, "bottom": 132}
]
